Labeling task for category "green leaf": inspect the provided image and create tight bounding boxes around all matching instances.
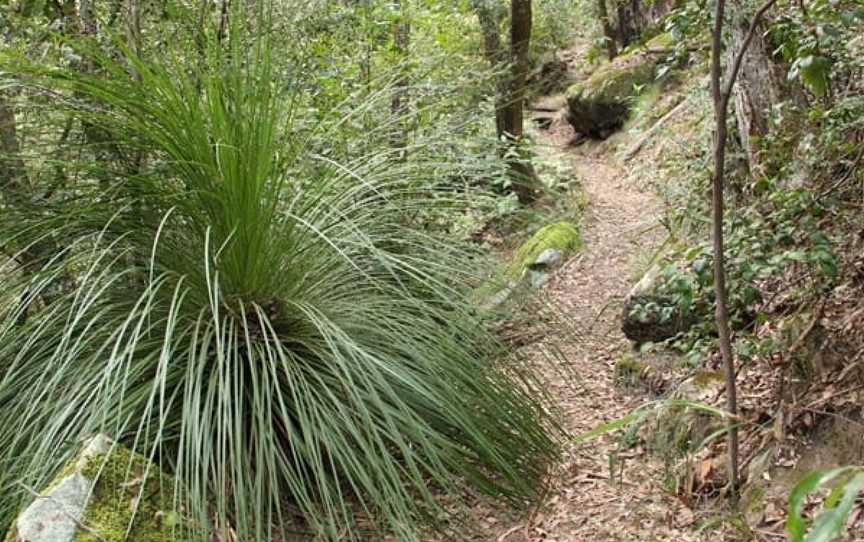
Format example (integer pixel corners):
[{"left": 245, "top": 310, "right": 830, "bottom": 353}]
[
  {"left": 787, "top": 466, "right": 862, "bottom": 542},
  {"left": 805, "top": 472, "right": 864, "bottom": 542}
]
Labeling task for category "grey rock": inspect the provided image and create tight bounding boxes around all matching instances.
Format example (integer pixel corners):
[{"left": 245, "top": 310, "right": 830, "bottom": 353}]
[
  {"left": 528, "top": 270, "right": 549, "bottom": 289},
  {"left": 478, "top": 282, "right": 517, "bottom": 311},
  {"left": 14, "top": 473, "right": 93, "bottom": 542},
  {"left": 529, "top": 248, "right": 563, "bottom": 271},
  {"left": 6, "top": 436, "right": 116, "bottom": 542}
]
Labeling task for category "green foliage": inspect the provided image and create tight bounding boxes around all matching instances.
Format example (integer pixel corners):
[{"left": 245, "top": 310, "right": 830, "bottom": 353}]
[
  {"left": 533, "top": 0, "right": 594, "bottom": 53},
  {"left": 0, "top": 7, "right": 562, "bottom": 541},
  {"left": 648, "top": 185, "right": 837, "bottom": 362},
  {"left": 770, "top": 0, "right": 864, "bottom": 97},
  {"left": 787, "top": 466, "right": 864, "bottom": 542}
]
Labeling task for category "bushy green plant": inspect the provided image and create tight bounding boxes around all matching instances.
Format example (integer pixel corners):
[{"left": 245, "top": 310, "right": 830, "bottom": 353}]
[
  {"left": 770, "top": 0, "right": 864, "bottom": 98},
  {"left": 643, "top": 187, "right": 837, "bottom": 362},
  {"left": 0, "top": 11, "right": 561, "bottom": 541}
]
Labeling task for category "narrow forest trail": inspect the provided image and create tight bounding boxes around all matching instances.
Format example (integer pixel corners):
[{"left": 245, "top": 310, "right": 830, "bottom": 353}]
[{"left": 481, "top": 119, "right": 708, "bottom": 541}]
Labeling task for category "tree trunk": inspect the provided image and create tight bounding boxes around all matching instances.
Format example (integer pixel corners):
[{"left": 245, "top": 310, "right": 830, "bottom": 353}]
[
  {"left": 0, "top": 97, "right": 27, "bottom": 198},
  {"left": 390, "top": 0, "right": 410, "bottom": 154},
  {"left": 503, "top": 0, "right": 537, "bottom": 205},
  {"left": 614, "top": 0, "right": 676, "bottom": 50},
  {"left": 474, "top": 1, "right": 507, "bottom": 139},
  {"left": 78, "top": 0, "right": 97, "bottom": 35},
  {"left": 710, "top": 0, "right": 740, "bottom": 505},
  {"left": 615, "top": 0, "right": 640, "bottom": 48},
  {"left": 597, "top": 0, "right": 618, "bottom": 60},
  {"left": 726, "top": 0, "right": 786, "bottom": 174}
]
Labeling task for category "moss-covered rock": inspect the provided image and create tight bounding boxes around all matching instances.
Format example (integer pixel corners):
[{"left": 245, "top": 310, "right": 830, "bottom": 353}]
[
  {"left": 565, "top": 37, "right": 668, "bottom": 138},
  {"left": 5, "top": 436, "right": 184, "bottom": 542},
  {"left": 75, "top": 446, "right": 183, "bottom": 542},
  {"left": 510, "top": 222, "right": 581, "bottom": 279},
  {"left": 621, "top": 264, "right": 695, "bottom": 344}
]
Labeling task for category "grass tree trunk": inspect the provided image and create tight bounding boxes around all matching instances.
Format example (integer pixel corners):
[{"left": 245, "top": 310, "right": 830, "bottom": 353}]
[
  {"left": 710, "top": 0, "right": 779, "bottom": 504},
  {"left": 597, "top": 0, "right": 618, "bottom": 60},
  {"left": 726, "top": 0, "right": 787, "bottom": 175},
  {"left": 503, "top": 0, "right": 538, "bottom": 205}
]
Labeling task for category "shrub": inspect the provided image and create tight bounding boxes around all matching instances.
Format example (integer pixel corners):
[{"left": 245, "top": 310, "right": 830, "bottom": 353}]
[{"left": 0, "top": 13, "right": 561, "bottom": 541}]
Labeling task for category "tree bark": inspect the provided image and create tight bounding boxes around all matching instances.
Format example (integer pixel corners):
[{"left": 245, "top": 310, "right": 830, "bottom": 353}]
[
  {"left": 726, "top": 0, "right": 786, "bottom": 174},
  {"left": 474, "top": 1, "right": 507, "bottom": 139},
  {"left": 503, "top": 0, "right": 537, "bottom": 205},
  {"left": 613, "top": 0, "right": 676, "bottom": 50},
  {"left": 597, "top": 0, "right": 618, "bottom": 60},
  {"left": 390, "top": 0, "right": 410, "bottom": 154}
]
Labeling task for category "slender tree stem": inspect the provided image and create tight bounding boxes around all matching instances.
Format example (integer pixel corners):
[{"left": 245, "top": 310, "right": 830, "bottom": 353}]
[{"left": 710, "top": 0, "right": 778, "bottom": 505}]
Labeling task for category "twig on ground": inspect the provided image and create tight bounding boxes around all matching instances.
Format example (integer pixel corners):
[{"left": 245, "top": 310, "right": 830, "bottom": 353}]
[{"left": 497, "top": 524, "right": 523, "bottom": 542}]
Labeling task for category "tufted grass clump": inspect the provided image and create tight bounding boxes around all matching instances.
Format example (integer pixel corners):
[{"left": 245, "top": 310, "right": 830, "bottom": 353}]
[{"left": 0, "top": 10, "right": 561, "bottom": 541}]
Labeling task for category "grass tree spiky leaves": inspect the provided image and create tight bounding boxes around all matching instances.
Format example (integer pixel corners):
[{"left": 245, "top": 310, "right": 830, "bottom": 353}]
[{"left": 0, "top": 10, "right": 561, "bottom": 542}]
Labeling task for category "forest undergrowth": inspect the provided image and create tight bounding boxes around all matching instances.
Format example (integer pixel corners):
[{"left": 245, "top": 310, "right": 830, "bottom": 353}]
[{"left": 1, "top": 0, "right": 863, "bottom": 541}]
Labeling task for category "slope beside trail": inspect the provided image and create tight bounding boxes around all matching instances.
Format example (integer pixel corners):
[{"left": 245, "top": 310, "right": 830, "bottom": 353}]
[{"left": 478, "top": 121, "right": 706, "bottom": 542}]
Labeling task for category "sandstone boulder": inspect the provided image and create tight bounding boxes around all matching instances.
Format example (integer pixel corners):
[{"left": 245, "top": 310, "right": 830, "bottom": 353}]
[
  {"left": 566, "top": 34, "right": 670, "bottom": 138},
  {"left": 4, "top": 436, "right": 183, "bottom": 542}
]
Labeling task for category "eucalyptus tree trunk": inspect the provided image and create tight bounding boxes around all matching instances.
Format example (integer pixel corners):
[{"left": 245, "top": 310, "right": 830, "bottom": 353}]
[
  {"left": 726, "top": 0, "right": 786, "bottom": 174},
  {"left": 597, "top": 0, "right": 618, "bottom": 60},
  {"left": 503, "top": 0, "right": 537, "bottom": 205}
]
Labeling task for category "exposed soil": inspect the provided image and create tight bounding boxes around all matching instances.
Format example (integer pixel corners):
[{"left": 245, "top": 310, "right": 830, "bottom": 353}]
[
  {"left": 468, "top": 114, "right": 709, "bottom": 541},
  {"left": 471, "top": 40, "right": 864, "bottom": 542}
]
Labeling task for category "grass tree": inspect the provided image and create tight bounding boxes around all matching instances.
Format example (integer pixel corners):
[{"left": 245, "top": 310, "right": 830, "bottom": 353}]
[{"left": 0, "top": 7, "right": 561, "bottom": 540}]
